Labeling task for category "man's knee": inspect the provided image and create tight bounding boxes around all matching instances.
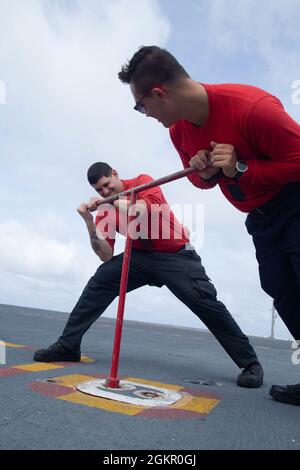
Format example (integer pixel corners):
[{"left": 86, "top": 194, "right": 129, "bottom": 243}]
[
  {"left": 258, "top": 259, "right": 288, "bottom": 300},
  {"left": 259, "top": 276, "right": 277, "bottom": 299},
  {"left": 80, "top": 259, "right": 121, "bottom": 297}
]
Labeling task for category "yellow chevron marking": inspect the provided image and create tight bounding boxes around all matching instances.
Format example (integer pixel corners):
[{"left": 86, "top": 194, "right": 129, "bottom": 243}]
[
  {"left": 13, "top": 363, "right": 64, "bottom": 372},
  {"left": 4, "top": 342, "right": 26, "bottom": 349},
  {"left": 47, "top": 374, "right": 96, "bottom": 387},
  {"left": 181, "top": 396, "right": 219, "bottom": 413},
  {"left": 4, "top": 341, "right": 94, "bottom": 364},
  {"left": 59, "top": 391, "right": 144, "bottom": 415},
  {"left": 125, "top": 376, "right": 182, "bottom": 391},
  {"left": 80, "top": 355, "right": 95, "bottom": 363},
  {"left": 36, "top": 374, "right": 220, "bottom": 417}
]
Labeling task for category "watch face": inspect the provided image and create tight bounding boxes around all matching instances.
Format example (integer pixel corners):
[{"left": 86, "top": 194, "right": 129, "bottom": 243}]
[{"left": 237, "top": 161, "right": 248, "bottom": 172}]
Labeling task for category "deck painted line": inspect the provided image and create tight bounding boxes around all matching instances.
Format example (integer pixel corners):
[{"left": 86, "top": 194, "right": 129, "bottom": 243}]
[
  {"left": 60, "top": 391, "right": 145, "bottom": 416},
  {"left": 29, "top": 374, "right": 221, "bottom": 420},
  {"left": 0, "top": 367, "right": 31, "bottom": 377},
  {"left": 3, "top": 342, "right": 94, "bottom": 363},
  {"left": 30, "top": 381, "right": 74, "bottom": 398},
  {"left": 4, "top": 341, "right": 221, "bottom": 419},
  {"left": 125, "top": 376, "right": 182, "bottom": 391},
  {"left": 13, "top": 363, "right": 65, "bottom": 372},
  {"left": 0, "top": 341, "right": 94, "bottom": 377},
  {"left": 76, "top": 379, "right": 183, "bottom": 407},
  {"left": 3, "top": 342, "right": 34, "bottom": 350}
]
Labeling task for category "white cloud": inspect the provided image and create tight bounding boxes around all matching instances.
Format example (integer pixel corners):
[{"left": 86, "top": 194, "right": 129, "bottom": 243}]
[
  {"left": 0, "top": 0, "right": 170, "bottom": 171},
  {"left": 0, "top": 80, "right": 6, "bottom": 104},
  {"left": 0, "top": 216, "right": 92, "bottom": 310},
  {"left": 191, "top": 0, "right": 300, "bottom": 120},
  {"left": 0, "top": 219, "right": 79, "bottom": 278}
]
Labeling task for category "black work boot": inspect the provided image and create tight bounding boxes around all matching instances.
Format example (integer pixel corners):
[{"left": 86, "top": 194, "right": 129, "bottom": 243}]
[
  {"left": 33, "top": 341, "right": 81, "bottom": 362},
  {"left": 269, "top": 383, "right": 300, "bottom": 405},
  {"left": 237, "top": 362, "right": 264, "bottom": 388}
]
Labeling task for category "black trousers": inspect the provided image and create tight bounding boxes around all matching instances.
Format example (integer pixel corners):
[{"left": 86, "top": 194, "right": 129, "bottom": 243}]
[
  {"left": 58, "top": 247, "right": 258, "bottom": 368},
  {"left": 246, "top": 182, "right": 300, "bottom": 340}
]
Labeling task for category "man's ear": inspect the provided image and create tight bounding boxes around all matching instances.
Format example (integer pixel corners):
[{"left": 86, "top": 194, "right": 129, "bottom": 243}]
[
  {"left": 112, "top": 169, "right": 118, "bottom": 177},
  {"left": 152, "top": 86, "right": 166, "bottom": 100}
]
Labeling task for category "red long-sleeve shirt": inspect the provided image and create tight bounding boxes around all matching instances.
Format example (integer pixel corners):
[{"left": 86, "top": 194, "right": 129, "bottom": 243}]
[
  {"left": 169, "top": 83, "right": 300, "bottom": 212},
  {"left": 95, "top": 174, "right": 189, "bottom": 254}
]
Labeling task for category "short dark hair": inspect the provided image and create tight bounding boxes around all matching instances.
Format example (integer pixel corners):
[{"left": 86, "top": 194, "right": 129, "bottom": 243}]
[
  {"left": 118, "top": 46, "right": 190, "bottom": 94},
  {"left": 87, "top": 162, "right": 113, "bottom": 185}
]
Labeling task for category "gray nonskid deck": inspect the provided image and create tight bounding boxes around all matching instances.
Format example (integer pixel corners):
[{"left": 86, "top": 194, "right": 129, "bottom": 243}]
[{"left": 0, "top": 304, "right": 299, "bottom": 450}]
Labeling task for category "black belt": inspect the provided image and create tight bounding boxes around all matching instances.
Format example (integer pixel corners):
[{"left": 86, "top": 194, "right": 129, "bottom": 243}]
[
  {"left": 251, "top": 184, "right": 300, "bottom": 216},
  {"left": 252, "top": 200, "right": 277, "bottom": 216}
]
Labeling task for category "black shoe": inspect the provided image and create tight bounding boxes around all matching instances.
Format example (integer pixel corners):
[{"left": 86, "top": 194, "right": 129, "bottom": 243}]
[
  {"left": 237, "top": 362, "right": 264, "bottom": 388},
  {"left": 269, "top": 383, "right": 300, "bottom": 405},
  {"left": 33, "top": 341, "right": 81, "bottom": 363}
]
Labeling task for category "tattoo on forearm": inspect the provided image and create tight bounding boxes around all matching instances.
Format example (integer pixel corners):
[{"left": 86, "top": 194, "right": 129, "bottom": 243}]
[{"left": 90, "top": 229, "right": 102, "bottom": 253}]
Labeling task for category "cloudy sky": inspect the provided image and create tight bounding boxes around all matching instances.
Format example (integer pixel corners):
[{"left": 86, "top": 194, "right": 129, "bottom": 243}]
[{"left": 1, "top": 0, "right": 300, "bottom": 340}]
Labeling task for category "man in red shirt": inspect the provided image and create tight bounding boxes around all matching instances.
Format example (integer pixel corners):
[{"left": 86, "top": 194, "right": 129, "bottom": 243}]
[
  {"left": 119, "top": 46, "right": 300, "bottom": 405},
  {"left": 34, "top": 162, "right": 263, "bottom": 388}
]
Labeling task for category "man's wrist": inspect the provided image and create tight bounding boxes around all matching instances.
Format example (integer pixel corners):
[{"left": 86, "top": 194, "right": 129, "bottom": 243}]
[
  {"left": 233, "top": 161, "right": 248, "bottom": 180},
  {"left": 201, "top": 169, "right": 222, "bottom": 182},
  {"left": 224, "top": 168, "right": 238, "bottom": 178}
]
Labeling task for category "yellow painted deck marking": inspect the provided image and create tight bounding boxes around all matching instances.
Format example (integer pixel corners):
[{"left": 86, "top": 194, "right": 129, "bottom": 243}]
[
  {"left": 169, "top": 394, "right": 193, "bottom": 408},
  {"left": 59, "top": 392, "right": 144, "bottom": 415},
  {"left": 48, "top": 374, "right": 96, "bottom": 387},
  {"left": 4, "top": 341, "right": 94, "bottom": 365},
  {"left": 80, "top": 356, "right": 94, "bottom": 363},
  {"left": 125, "top": 376, "right": 182, "bottom": 391},
  {"left": 4, "top": 342, "right": 26, "bottom": 349},
  {"left": 13, "top": 363, "right": 64, "bottom": 372},
  {"left": 5, "top": 340, "right": 221, "bottom": 418},
  {"left": 181, "top": 396, "right": 219, "bottom": 413},
  {"left": 39, "top": 374, "right": 220, "bottom": 417}
]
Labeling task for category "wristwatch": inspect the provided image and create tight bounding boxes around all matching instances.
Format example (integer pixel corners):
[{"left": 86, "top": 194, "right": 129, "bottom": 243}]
[{"left": 234, "top": 161, "right": 248, "bottom": 180}]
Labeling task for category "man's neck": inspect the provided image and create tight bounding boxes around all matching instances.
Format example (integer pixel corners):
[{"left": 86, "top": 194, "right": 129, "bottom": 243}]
[
  {"left": 177, "top": 80, "right": 209, "bottom": 127},
  {"left": 118, "top": 180, "right": 125, "bottom": 193}
]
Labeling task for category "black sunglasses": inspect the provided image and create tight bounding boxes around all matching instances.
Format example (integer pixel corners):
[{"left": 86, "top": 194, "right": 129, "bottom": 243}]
[
  {"left": 133, "top": 90, "right": 149, "bottom": 114},
  {"left": 133, "top": 85, "right": 163, "bottom": 114}
]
